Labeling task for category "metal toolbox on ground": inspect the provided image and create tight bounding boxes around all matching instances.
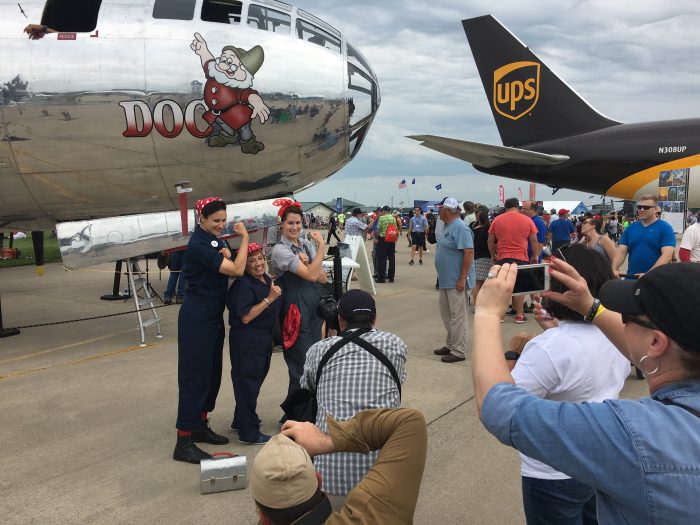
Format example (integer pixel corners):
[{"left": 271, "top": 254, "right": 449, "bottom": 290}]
[{"left": 199, "top": 454, "right": 248, "bottom": 494}]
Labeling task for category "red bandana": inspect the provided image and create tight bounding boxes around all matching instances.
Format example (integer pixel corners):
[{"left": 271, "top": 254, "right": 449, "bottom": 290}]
[
  {"left": 195, "top": 197, "right": 224, "bottom": 217},
  {"left": 273, "top": 198, "right": 302, "bottom": 218},
  {"left": 247, "top": 242, "right": 262, "bottom": 255}
]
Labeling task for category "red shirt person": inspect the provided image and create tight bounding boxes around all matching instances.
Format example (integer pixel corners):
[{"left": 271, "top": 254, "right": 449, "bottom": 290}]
[{"left": 487, "top": 198, "right": 538, "bottom": 323}]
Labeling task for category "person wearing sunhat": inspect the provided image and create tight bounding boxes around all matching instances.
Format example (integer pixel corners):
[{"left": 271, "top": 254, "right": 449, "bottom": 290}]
[
  {"left": 191, "top": 32, "right": 270, "bottom": 153},
  {"left": 249, "top": 408, "right": 427, "bottom": 524},
  {"left": 174, "top": 198, "right": 249, "bottom": 464},
  {"left": 472, "top": 260, "right": 700, "bottom": 524},
  {"left": 226, "top": 242, "right": 282, "bottom": 445},
  {"left": 547, "top": 208, "right": 575, "bottom": 254}
]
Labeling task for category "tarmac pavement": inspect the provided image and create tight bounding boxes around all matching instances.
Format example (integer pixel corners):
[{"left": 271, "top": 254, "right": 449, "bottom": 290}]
[{"left": 0, "top": 238, "right": 647, "bottom": 524}]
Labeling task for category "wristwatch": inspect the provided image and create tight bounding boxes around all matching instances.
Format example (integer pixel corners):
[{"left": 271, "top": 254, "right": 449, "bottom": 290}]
[
  {"left": 504, "top": 351, "right": 520, "bottom": 361},
  {"left": 584, "top": 298, "right": 601, "bottom": 323}
]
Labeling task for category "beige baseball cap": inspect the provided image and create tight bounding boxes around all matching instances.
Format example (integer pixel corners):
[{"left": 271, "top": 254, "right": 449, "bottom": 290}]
[{"left": 249, "top": 434, "right": 318, "bottom": 509}]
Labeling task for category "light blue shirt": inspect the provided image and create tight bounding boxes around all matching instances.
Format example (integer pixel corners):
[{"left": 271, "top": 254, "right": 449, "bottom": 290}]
[
  {"left": 481, "top": 381, "right": 700, "bottom": 524},
  {"left": 434, "top": 219, "right": 475, "bottom": 289},
  {"left": 410, "top": 215, "right": 428, "bottom": 233}
]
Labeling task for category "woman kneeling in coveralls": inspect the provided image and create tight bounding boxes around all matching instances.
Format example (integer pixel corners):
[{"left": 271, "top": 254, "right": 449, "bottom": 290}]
[
  {"left": 173, "top": 198, "right": 249, "bottom": 464},
  {"left": 226, "top": 243, "right": 281, "bottom": 444}
]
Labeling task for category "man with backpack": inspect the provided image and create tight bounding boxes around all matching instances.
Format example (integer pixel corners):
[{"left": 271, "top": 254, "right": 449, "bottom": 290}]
[{"left": 376, "top": 205, "right": 398, "bottom": 283}]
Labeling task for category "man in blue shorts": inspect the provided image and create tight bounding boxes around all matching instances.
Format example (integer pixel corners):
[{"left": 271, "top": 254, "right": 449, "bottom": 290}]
[{"left": 613, "top": 195, "right": 675, "bottom": 277}]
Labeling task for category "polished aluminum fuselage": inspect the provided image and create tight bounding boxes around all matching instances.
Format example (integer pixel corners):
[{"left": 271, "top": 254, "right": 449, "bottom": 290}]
[{"left": 0, "top": 0, "right": 379, "bottom": 231}]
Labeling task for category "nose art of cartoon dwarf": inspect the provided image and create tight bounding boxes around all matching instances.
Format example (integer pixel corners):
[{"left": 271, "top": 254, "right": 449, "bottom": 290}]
[{"left": 191, "top": 32, "right": 270, "bottom": 153}]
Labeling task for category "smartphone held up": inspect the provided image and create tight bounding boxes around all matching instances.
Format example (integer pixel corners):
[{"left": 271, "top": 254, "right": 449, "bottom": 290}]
[{"left": 511, "top": 263, "right": 550, "bottom": 296}]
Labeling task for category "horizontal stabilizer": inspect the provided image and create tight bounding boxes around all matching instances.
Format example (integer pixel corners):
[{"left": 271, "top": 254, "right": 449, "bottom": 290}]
[{"left": 407, "top": 135, "right": 569, "bottom": 168}]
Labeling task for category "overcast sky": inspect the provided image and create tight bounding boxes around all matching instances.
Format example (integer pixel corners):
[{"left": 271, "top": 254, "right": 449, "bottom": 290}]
[{"left": 295, "top": 0, "right": 700, "bottom": 208}]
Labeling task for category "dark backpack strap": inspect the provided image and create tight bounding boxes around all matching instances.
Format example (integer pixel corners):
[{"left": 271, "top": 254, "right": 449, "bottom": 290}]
[
  {"left": 659, "top": 398, "right": 700, "bottom": 418},
  {"left": 351, "top": 336, "right": 402, "bottom": 399},
  {"left": 313, "top": 328, "right": 371, "bottom": 392}
]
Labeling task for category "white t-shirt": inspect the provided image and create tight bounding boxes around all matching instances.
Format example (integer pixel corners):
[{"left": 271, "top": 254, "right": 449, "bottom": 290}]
[
  {"left": 680, "top": 223, "right": 700, "bottom": 263},
  {"left": 511, "top": 321, "right": 630, "bottom": 480}
]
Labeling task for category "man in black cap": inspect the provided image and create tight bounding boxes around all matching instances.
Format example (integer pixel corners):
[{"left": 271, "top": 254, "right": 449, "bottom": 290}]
[{"left": 300, "top": 289, "right": 407, "bottom": 509}]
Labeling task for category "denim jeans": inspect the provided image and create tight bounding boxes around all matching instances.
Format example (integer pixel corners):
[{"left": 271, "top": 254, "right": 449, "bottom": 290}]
[
  {"left": 165, "top": 250, "right": 186, "bottom": 299},
  {"left": 522, "top": 476, "right": 597, "bottom": 525}
]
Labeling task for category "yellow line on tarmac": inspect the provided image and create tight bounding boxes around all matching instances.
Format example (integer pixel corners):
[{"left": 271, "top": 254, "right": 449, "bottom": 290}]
[
  {"left": 0, "top": 342, "right": 159, "bottom": 381},
  {"left": 0, "top": 329, "right": 140, "bottom": 365}
]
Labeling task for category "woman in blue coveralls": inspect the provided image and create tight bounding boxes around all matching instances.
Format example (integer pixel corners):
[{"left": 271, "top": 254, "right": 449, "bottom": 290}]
[
  {"left": 226, "top": 242, "right": 281, "bottom": 444},
  {"left": 173, "top": 197, "right": 249, "bottom": 464},
  {"left": 270, "top": 202, "right": 327, "bottom": 399}
]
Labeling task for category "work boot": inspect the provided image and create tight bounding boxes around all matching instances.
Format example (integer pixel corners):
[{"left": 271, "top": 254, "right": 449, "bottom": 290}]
[
  {"left": 207, "top": 130, "right": 239, "bottom": 147},
  {"left": 240, "top": 136, "right": 265, "bottom": 154},
  {"left": 192, "top": 420, "right": 230, "bottom": 445},
  {"left": 173, "top": 434, "right": 212, "bottom": 464}
]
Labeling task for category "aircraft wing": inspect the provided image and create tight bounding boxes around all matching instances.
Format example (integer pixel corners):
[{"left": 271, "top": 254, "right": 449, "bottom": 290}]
[{"left": 407, "top": 135, "right": 569, "bottom": 168}]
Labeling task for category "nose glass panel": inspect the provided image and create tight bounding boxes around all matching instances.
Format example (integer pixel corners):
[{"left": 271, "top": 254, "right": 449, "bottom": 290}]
[{"left": 347, "top": 42, "right": 380, "bottom": 158}]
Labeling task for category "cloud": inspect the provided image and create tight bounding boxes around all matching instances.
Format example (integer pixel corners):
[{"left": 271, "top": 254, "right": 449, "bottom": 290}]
[{"left": 295, "top": 1, "right": 700, "bottom": 206}]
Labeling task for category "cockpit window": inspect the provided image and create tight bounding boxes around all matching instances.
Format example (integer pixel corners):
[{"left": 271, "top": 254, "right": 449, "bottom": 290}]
[
  {"left": 247, "top": 4, "right": 291, "bottom": 34},
  {"left": 347, "top": 43, "right": 379, "bottom": 129},
  {"left": 202, "top": 0, "right": 242, "bottom": 24},
  {"left": 41, "top": 0, "right": 102, "bottom": 32},
  {"left": 153, "top": 0, "right": 196, "bottom": 20},
  {"left": 296, "top": 17, "right": 341, "bottom": 54}
]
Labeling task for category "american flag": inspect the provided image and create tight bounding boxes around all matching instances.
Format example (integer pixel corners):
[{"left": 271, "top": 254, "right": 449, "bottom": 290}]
[{"left": 398, "top": 179, "right": 406, "bottom": 189}]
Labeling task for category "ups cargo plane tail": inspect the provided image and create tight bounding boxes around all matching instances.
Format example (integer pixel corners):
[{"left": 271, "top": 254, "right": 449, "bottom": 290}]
[{"left": 410, "top": 15, "right": 700, "bottom": 207}]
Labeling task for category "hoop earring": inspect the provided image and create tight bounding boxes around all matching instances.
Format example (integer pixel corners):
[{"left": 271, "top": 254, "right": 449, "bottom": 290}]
[{"left": 639, "top": 355, "right": 660, "bottom": 376}]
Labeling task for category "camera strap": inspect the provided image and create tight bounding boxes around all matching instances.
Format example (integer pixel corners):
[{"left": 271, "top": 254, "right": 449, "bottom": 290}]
[
  {"left": 314, "top": 328, "right": 370, "bottom": 392},
  {"left": 313, "top": 328, "right": 401, "bottom": 399}
]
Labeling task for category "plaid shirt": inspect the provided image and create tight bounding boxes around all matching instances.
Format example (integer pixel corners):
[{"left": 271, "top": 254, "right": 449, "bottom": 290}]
[
  {"left": 343, "top": 216, "right": 367, "bottom": 237},
  {"left": 301, "top": 328, "right": 407, "bottom": 495}
]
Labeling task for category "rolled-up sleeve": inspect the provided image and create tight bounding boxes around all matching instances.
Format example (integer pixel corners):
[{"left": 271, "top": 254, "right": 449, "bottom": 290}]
[
  {"left": 481, "top": 383, "right": 642, "bottom": 493},
  {"left": 271, "top": 244, "right": 299, "bottom": 274}
]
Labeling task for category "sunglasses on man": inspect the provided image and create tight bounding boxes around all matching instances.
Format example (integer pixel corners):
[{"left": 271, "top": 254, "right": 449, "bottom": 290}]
[{"left": 637, "top": 205, "right": 655, "bottom": 211}]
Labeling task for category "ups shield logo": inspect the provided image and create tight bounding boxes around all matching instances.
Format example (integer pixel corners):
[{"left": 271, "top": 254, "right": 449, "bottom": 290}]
[{"left": 493, "top": 61, "right": 540, "bottom": 120}]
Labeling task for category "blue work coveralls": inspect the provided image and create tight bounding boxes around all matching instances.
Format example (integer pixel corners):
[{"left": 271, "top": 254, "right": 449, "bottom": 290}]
[
  {"left": 176, "top": 226, "right": 228, "bottom": 431},
  {"left": 226, "top": 272, "right": 280, "bottom": 441}
]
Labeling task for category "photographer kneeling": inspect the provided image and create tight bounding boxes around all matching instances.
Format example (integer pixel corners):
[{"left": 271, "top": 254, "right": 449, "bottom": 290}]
[
  {"left": 473, "top": 259, "right": 700, "bottom": 523},
  {"left": 300, "top": 290, "right": 407, "bottom": 510}
]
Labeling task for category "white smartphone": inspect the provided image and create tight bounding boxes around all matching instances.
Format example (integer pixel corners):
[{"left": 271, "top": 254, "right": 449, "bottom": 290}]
[{"left": 512, "top": 263, "right": 550, "bottom": 296}]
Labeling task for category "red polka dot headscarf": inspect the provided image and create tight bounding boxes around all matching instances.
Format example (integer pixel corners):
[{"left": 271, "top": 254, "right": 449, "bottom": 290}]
[
  {"left": 272, "top": 198, "right": 302, "bottom": 218},
  {"left": 247, "top": 242, "right": 263, "bottom": 255},
  {"left": 195, "top": 197, "right": 225, "bottom": 218}
]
